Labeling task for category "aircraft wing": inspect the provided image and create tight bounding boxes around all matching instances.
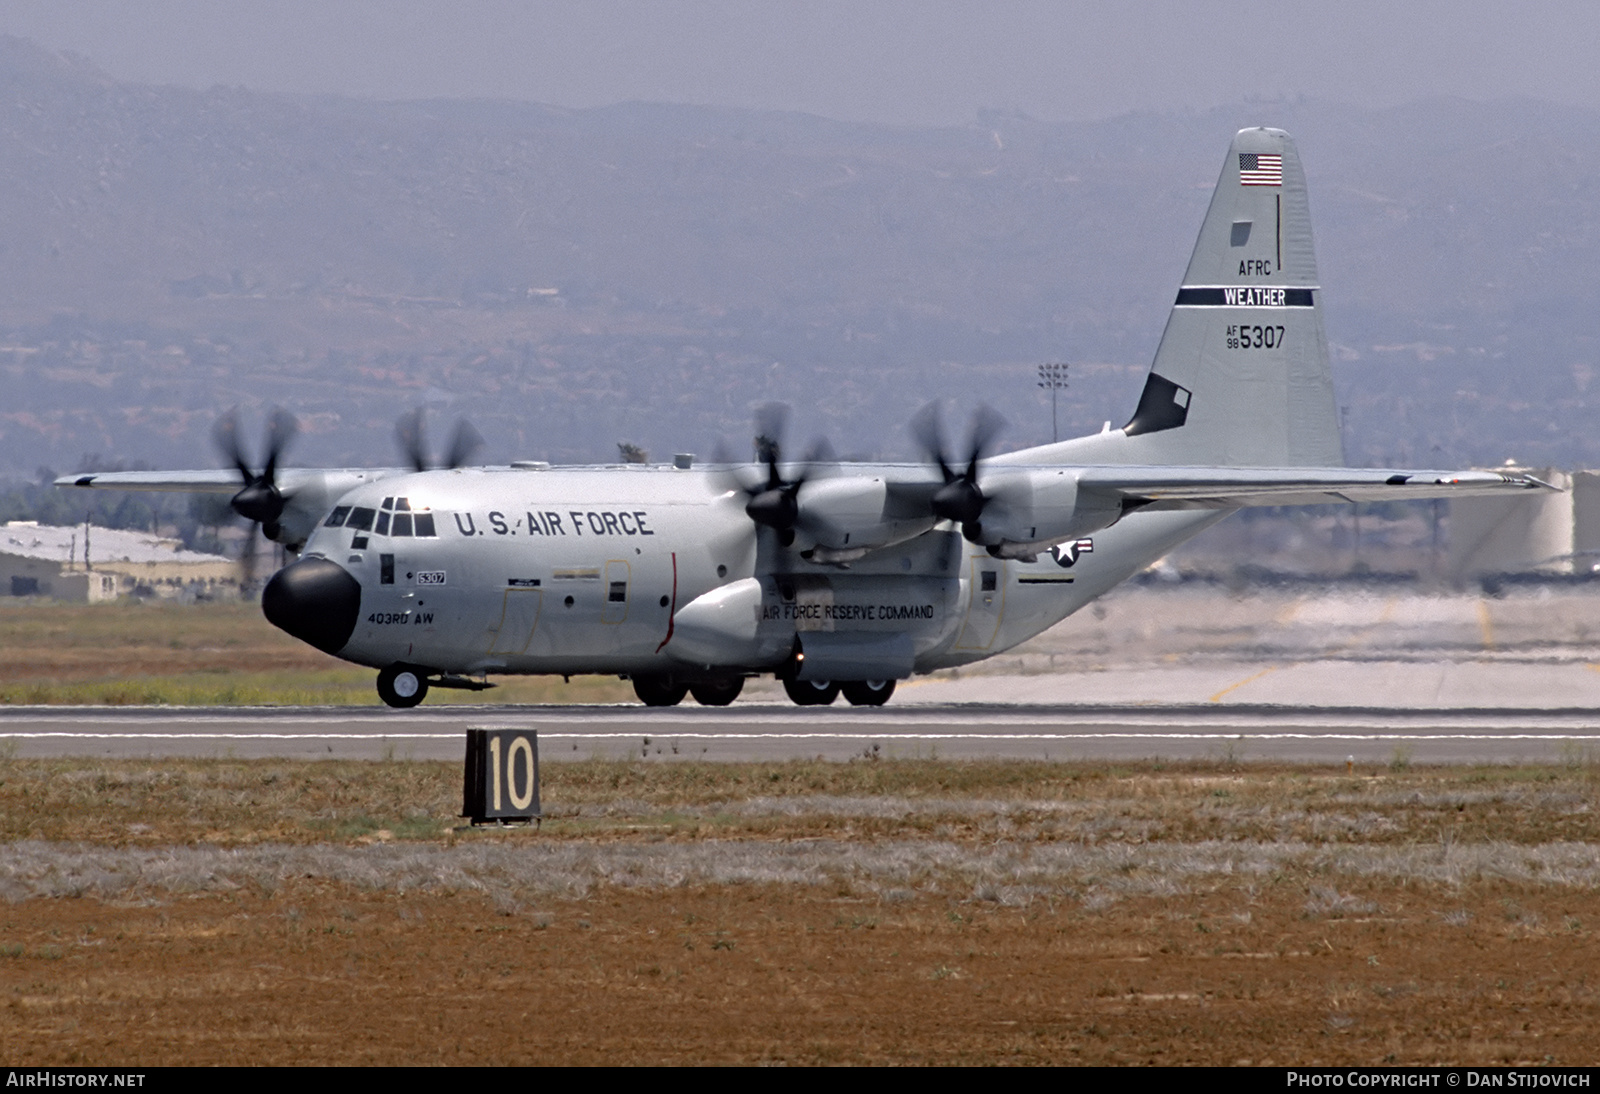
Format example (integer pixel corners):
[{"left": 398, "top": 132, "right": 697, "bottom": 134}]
[
  {"left": 54, "top": 468, "right": 407, "bottom": 495},
  {"left": 54, "top": 467, "right": 409, "bottom": 552},
  {"left": 1072, "top": 466, "right": 1553, "bottom": 510},
  {"left": 55, "top": 469, "right": 242, "bottom": 493}
]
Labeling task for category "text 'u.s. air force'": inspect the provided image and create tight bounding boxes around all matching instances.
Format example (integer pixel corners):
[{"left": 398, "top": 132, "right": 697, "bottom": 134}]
[{"left": 454, "top": 510, "right": 655, "bottom": 537}]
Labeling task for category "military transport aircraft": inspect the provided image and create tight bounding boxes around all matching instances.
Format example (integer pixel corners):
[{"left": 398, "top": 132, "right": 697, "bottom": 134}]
[{"left": 60, "top": 129, "right": 1545, "bottom": 709}]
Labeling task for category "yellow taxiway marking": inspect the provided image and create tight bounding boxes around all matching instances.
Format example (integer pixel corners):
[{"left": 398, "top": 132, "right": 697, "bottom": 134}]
[
  {"left": 1477, "top": 601, "right": 1495, "bottom": 650},
  {"left": 1208, "top": 666, "right": 1279, "bottom": 703}
]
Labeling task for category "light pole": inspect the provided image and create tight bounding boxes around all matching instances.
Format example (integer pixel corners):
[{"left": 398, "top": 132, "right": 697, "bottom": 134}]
[{"left": 1037, "top": 362, "right": 1069, "bottom": 443}]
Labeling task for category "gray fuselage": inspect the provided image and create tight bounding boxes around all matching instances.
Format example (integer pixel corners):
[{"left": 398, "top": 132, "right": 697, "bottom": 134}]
[{"left": 299, "top": 464, "right": 1222, "bottom": 680}]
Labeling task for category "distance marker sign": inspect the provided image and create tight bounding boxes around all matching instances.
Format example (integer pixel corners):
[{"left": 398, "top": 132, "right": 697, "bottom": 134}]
[{"left": 462, "top": 729, "right": 541, "bottom": 824}]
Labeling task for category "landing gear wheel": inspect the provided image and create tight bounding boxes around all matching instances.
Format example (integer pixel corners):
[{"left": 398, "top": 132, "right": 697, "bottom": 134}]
[
  {"left": 632, "top": 674, "right": 689, "bottom": 707},
  {"left": 841, "top": 679, "right": 896, "bottom": 707},
  {"left": 376, "top": 664, "right": 429, "bottom": 709},
  {"left": 689, "top": 677, "right": 745, "bottom": 706},
  {"left": 783, "top": 677, "right": 841, "bottom": 706}
]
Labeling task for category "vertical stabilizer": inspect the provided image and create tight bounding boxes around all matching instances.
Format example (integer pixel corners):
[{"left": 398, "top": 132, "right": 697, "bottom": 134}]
[{"left": 1042, "top": 128, "right": 1342, "bottom": 468}]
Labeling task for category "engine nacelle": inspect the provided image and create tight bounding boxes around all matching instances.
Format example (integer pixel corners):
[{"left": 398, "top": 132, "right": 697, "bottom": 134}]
[
  {"left": 793, "top": 476, "right": 936, "bottom": 558},
  {"left": 969, "top": 470, "right": 1123, "bottom": 559}
]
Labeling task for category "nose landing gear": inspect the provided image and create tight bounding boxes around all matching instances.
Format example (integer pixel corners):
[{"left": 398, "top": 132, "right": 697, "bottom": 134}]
[{"left": 376, "top": 664, "right": 429, "bottom": 708}]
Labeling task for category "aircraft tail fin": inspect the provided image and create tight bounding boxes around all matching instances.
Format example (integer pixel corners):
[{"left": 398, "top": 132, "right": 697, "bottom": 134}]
[{"left": 1043, "top": 128, "right": 1342, "bottom": 468}]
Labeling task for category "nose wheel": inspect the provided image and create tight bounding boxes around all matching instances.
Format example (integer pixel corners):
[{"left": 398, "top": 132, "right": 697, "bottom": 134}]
[{"left": 377, "top": 664, "right": 430, "bottom": 708}]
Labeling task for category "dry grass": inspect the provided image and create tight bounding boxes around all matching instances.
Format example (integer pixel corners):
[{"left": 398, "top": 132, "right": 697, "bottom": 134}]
[
  {"left": 3, "top": 758, "right": 1600, "bottom": 1064},
  {"left": 2, "top": 757, "right": 1597, "bottom": 850},
  {"left": 0, "top": 598, "right": 631, "bottom": 704}
]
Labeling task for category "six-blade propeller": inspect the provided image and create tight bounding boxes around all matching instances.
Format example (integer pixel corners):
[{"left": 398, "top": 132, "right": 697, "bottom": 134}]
[
  {"left": 395, "top": 408, "right": 485, "bottom": 473},
  {"left": 910, "top": 401, "right": 1006, "bottom": 542},
  {"left": 213, "top": 406, "right": 299, "bottom": 540},
  {"left": 729, "top": 403, "right": 834, "bottom": 546}
]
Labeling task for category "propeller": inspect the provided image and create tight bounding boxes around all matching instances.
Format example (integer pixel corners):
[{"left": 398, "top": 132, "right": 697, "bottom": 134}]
[
  {"left": 910, "top": 402, "right": 1006, "bottom": 541},
  {"left": 212, "top": 406, "right": 299, "bottom": 595},
  {"left": 721, "top": 403, "right": 834, "bottom": 546},
  {"left": 395, "top": 408, "right": 485, "bottom": 472},
  {"left": 214, "top": 406, "right": 298, "bottom": 540}
]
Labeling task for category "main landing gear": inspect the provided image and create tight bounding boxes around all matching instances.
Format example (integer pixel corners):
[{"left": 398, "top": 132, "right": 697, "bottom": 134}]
[
  {"left": 628, "top": 673, "right": 894, "bottom": 707},
  {"left": 782, "top": 677, "right": 896, "bottom": 707},
  {"left": 841, "top": 679, "right": 896, "bottom": 706},
  {"left": 631, "top": 674, "right": 746, "bottom": 707}
]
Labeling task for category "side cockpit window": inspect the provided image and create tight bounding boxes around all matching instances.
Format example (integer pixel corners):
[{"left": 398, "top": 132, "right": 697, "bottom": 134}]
[{"left": 324, "top": 506, "right": 352, "bottom": 528}]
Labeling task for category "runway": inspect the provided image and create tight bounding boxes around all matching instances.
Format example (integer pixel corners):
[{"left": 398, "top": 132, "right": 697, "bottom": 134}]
[
  {"left": 4, "top": 701, "right": 1600, "bottom": 764},
  {"left": 5, "top": 586, "right": 1600, "bottom": 764}
]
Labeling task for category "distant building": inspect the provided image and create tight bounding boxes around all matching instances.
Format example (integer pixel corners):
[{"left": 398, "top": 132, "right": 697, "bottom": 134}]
[{"left": 0, "top": 521, "right": 235, "bottom": 601}]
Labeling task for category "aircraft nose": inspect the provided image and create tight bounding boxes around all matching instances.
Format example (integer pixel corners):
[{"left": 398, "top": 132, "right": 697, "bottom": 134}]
[{"left": 262, "top": 557, "right": 362, "bottom": 654}]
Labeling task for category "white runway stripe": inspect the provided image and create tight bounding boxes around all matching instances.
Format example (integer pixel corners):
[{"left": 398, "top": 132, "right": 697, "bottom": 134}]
[{"left": 4, "top": 731, "right": 1600, "bottom": 742}]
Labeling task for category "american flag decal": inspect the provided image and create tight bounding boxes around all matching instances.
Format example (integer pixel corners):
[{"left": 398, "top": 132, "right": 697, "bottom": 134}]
[{"left": 1239, "top": 153, "right": 1283, "bottom": 187}]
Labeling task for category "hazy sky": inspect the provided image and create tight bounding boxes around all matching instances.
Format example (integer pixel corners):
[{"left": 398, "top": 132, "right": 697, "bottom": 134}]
[{"left": 1, "top": 1, "right": 1597, "bottom": 125}]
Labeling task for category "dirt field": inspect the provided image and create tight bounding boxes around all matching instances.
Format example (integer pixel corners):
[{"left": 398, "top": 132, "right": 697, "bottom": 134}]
[{"left": 3, "top": 758, "right": 1598, "bottom": 1065}]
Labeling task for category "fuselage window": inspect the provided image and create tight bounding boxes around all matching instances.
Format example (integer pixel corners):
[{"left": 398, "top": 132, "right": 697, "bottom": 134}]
[
  {"left": 347, "top": 507, "right": 376, "bottom": 532},
  {"left": 391, "top": 513, "right": 413, "bottom": 537},
  {"left": 324, "top": 506, "right": 352, "bottom": 528},
  {"left": 608, "top": 581, "right": 628, "bottom": 603}
]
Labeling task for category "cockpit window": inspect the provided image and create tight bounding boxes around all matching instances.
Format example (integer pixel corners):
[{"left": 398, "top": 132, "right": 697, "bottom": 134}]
[{"left": 347, "top": 498, "right": 433, "bottom": 538}]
